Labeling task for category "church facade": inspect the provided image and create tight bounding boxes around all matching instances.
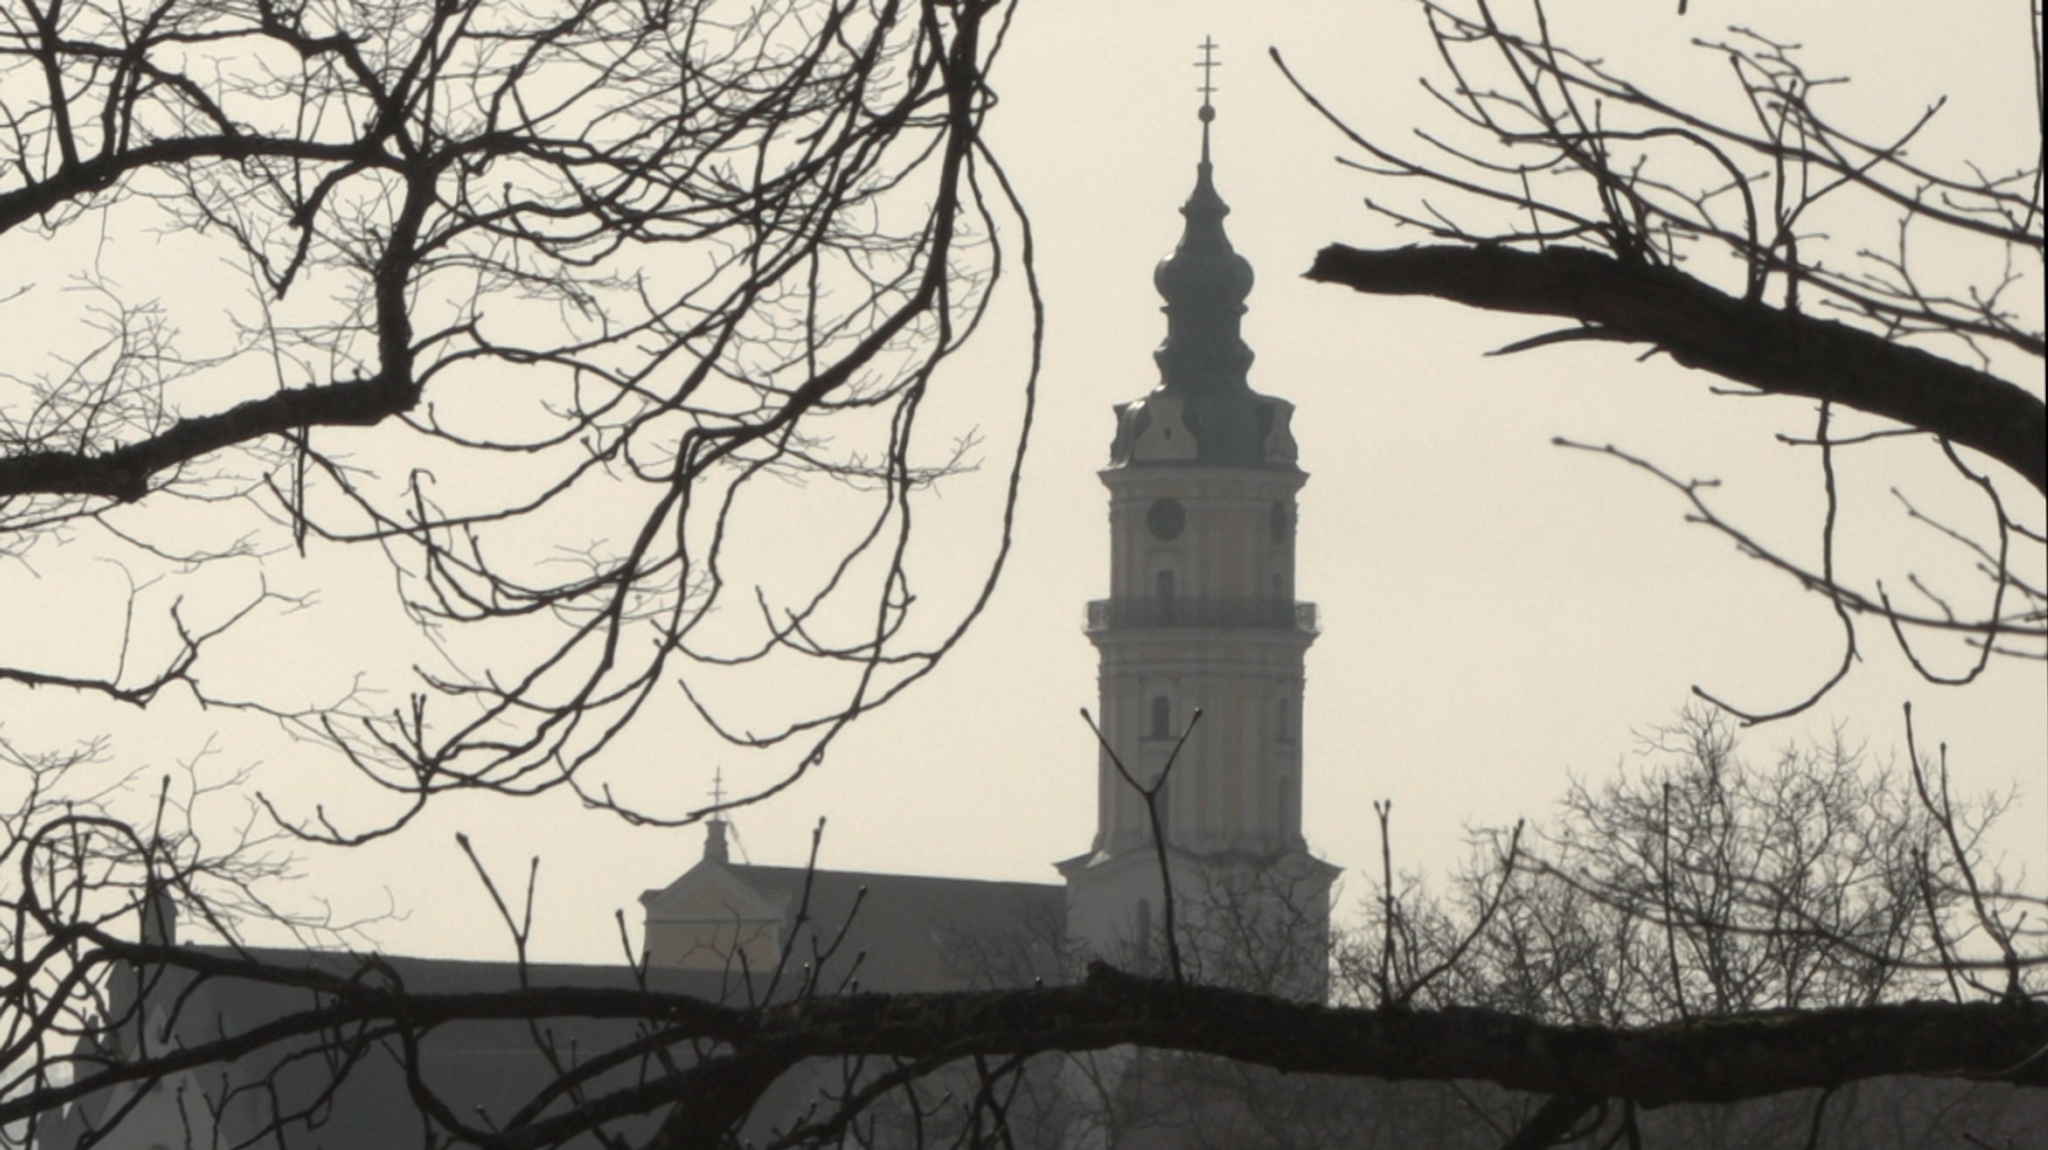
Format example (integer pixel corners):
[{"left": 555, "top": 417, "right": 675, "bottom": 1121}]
[{"left": 644, "top": 91, "right": 1334, "bottom": 999}]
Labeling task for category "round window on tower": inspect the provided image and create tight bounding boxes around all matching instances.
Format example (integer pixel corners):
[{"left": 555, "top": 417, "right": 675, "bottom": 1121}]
[
  {"left": 1147, "top": 498, "right": 1186, "bottom": 541},
  {"left": 1269, "top": 501, "right": 1293, "bottom": 544}
]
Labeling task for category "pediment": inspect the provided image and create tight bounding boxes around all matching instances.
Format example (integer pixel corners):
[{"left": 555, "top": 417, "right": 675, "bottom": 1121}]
[
  {"left": 640, "top": 862, "right": 785, "bottom": 924},
  {"left": 1124, "top": 395, "right": 1199, "bottom": 463}
]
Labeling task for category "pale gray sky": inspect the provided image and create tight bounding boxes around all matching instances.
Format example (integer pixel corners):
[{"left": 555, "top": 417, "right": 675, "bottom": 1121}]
[{"left": 3, "top": 0, "right": 2041, "bottom": 963}]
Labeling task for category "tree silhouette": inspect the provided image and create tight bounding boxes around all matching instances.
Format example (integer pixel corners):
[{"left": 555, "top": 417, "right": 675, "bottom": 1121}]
[
  {"left": 1, "top": 0, "right": 1036, "bottom": 827},
  {"left": 2, "top": 2, "right": 2042, "bottom": 1148},
  {"left": 1284, "top": 0, "right": 2044, "bottom": 721}
]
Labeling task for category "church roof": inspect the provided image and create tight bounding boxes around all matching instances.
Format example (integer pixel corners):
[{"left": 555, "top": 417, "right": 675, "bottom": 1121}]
[
  {"left": 54, "top": 895, "right": 1060, "bottom": 1150},
  {"left": 49, "top": 842, "right": 1064, "bottom": 1147},
  {"left": 643, "top": 856, "right": 1065, "bottom": 993},
  {"left": 56, "top": 949, "right": 743, "bottom": 1149}
]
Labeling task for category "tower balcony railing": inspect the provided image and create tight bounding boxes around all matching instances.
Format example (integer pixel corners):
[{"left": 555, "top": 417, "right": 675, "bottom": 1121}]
[{"left": 1085, "top": 597, "right": 1318, "bottom": 633}]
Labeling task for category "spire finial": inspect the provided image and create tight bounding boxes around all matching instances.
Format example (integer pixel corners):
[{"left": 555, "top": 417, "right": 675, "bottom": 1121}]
[
  {"left": 1195, "top": 36, "right": 1220, "bottom": 160},
  {"left": 702, "top": 768, "right": 731, "bottom": 863}
]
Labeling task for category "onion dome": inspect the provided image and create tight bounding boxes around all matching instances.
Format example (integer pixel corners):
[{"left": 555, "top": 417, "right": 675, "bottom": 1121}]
[{"left": 1109, "top": 96, "right": 1298, "bottom": 470}]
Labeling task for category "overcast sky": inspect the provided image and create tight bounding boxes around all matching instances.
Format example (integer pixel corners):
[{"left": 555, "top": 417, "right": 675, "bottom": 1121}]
[{"left": 5, "top": 0, "right": 2042, "bottom": 963}]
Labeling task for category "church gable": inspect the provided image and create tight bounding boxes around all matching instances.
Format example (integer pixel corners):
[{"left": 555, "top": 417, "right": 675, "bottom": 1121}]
[
  {"left": 641, "top": 864, "right": 784, "bottom": 922},
  {"left": 640, "top": 857, "right": 788, "bottom": 973}
]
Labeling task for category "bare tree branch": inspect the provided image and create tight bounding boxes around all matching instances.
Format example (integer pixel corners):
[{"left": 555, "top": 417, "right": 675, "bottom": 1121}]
[{"left": 1304, "top": 243, "right": 2045, "bottom": 494}]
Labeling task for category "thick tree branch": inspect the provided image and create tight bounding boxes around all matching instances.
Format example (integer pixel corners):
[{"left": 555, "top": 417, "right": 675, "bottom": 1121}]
[
  {"left": 772, "top": 962, "right": 2047, "bottom": 1108},
  {"left": 29, "top": 953, "right": 2042, "bottom": 1134},
  {"left": 0, "top": 135, "right": 377, "bottom": 235},
  {"left": 0, "top": 372, "right": 417, "bottom": 503},
  {"left": 1305, "top": 244, "right": 2046, "bottom": 494}
]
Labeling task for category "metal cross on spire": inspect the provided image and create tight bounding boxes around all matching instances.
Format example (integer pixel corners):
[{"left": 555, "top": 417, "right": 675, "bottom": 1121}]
[
  {"left": 701, "top": 767, "right": 735, "bottom": 862},
  {"left": 1195, "top": 36, "right": 1220, "bottom": 123}
]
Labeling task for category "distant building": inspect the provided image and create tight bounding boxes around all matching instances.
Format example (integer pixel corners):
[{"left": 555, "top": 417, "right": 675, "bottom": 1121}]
[
  {"left": 638, "top": 86, "right": 1338, "bottom": 1001},
  {"left": 1058, "top": 89, "right": 1335, "bottom": 999}
]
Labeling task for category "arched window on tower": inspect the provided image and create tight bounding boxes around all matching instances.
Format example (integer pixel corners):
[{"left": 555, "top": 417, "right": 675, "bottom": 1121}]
[
  {"left": 1149, "top": 695, "right": 1171, "bottom": 739},
  {"left": 1276, "top": 696, "right": 1296, "bottom": 744},
  {"left": 1154, "top": 569, "right": 1176, "bottom": 624}
]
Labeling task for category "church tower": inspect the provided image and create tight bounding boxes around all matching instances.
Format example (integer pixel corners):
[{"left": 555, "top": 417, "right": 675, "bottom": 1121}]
[{"left": 1060, "top": 56, "right": 1337, "bottom": 998}]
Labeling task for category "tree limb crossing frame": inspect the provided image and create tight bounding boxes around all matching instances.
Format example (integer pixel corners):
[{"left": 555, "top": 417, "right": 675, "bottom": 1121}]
[{"left": 1305, "top": 244, "right": 2047, "bottom": 495}]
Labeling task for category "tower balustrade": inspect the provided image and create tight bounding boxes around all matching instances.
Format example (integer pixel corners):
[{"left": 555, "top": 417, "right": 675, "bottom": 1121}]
[{"left": 1084, "top": 597, "right": 1318, "bottom": 633}]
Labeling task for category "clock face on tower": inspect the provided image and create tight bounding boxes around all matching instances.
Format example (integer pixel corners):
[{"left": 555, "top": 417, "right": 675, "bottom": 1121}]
[{"left": 1147, "top": 498, "right": 1186, "bottom": 541}]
